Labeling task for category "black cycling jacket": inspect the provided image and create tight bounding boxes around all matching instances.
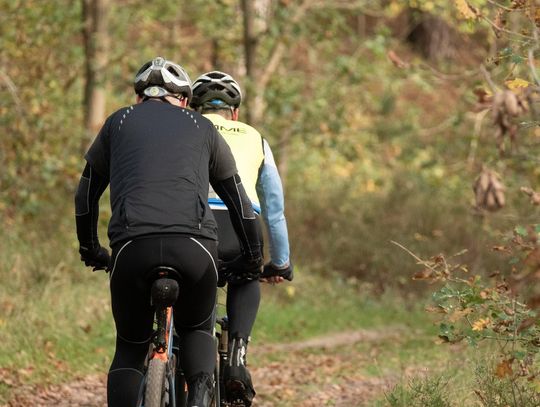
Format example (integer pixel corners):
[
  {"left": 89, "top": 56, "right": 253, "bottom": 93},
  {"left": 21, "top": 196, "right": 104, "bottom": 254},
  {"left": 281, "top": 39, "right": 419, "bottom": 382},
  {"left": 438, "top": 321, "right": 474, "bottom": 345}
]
[{"left": 79, "top": 100, "right": 259, "bottom": 255}]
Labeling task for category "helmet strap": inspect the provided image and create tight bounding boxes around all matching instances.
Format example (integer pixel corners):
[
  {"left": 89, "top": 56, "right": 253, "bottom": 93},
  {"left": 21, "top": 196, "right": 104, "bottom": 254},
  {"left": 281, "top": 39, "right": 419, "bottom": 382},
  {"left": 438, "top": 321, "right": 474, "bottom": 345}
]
[
  {"left": 141, "top": 94, "right": 186, "bottom": 106},
  {"left": 141, "top": 96, "right": 172, "bottom": 104}
]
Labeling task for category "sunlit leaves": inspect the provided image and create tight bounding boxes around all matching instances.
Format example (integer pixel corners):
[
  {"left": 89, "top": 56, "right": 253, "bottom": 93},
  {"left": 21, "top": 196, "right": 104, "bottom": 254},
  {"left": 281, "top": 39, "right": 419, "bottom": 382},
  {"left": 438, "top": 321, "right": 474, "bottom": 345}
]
[
  {"left": 471, "top": 317, "right": 491, "bottom": 331},
  {"left": 505, "top": 78, "right": 531, "bottom": 89},
  {"left": 0, "top": 0, "right": 85, "bottom": 221},
  {"left": 408, "top": 241, "right": 540, "bottom": 394},
  {"left": 455, "top": 0, "right": 481, "bottom": 20},
  {"left": 495, "top": 359, "right": 513, "bottom": 378}
]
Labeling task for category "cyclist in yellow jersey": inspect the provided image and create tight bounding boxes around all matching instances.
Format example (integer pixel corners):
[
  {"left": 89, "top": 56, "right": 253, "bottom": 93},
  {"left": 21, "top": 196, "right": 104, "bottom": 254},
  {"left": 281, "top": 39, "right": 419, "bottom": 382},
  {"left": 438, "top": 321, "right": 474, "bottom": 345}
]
[{"left": 190, "top": 71, "right": 293, "bottom": 406}]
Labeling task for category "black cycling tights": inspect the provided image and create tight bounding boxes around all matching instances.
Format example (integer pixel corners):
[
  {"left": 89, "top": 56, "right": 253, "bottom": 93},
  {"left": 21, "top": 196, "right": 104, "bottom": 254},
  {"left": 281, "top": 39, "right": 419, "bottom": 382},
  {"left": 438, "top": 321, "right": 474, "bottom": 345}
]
[
  {"left": 107, "top": 234, "right": 218, "bottom": 407},
  {"left": 213, "top": 209, "right": 262, "bottom": 340},
  {"left": 226, "top": 280, "right": 260, "bottom": 339}
]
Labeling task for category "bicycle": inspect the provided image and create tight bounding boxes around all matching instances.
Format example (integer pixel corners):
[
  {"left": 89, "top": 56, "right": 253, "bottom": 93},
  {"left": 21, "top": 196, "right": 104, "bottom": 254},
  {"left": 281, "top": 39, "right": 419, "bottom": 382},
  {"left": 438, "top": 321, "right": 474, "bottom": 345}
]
[
  {"left": 136, "top": 266, "right": 223, "bottom": 407},
  {"left": 214, "top": 259, "right": 293, "bottom": 407},
  {"left": 128, "top": 260, "right": 292, "bottom": 407}
]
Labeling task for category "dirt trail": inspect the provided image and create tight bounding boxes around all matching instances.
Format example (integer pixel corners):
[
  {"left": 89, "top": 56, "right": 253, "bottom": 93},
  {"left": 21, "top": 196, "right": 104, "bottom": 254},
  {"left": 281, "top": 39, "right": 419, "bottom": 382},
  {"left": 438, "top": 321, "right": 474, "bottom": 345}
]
[{"left": 4, "top": 328, "right": 401, "bottom": 407}]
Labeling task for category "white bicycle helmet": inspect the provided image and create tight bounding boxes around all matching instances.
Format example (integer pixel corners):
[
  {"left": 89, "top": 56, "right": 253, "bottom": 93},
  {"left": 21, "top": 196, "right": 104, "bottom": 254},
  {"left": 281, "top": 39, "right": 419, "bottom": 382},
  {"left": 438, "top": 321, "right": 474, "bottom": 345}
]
[
  {"left": 134, "top": 57, "right": 192, "bottom": 102},
  {"left": 190, "top": 71, "right": 242, "bottom": 110}
]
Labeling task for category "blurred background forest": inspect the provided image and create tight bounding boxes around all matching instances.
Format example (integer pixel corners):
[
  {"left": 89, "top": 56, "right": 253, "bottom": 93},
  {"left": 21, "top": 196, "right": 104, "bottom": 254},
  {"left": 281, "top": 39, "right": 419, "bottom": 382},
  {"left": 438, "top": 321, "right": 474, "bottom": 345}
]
[
  {"left": 1, "top": 0, "right": 540, "bottom": 405},
  {"left": 2, "top": 0, "right": 539, "bottom": 289}
]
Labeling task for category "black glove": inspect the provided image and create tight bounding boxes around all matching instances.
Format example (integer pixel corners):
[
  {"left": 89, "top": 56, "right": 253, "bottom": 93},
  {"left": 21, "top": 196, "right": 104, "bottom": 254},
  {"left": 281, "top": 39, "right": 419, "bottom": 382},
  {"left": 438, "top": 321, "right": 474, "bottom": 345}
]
[
  {"left": 242, "top": 255, "right": 264, "bottom": 277},
  {"left": 79, "top": 244, "right": 110, "bottom": 271},
  {"left": 261, "top": 262, "right": 294, "bottom": 281},
  {"left": 220, "top": 254, "right": 263, "bottom": 285}
]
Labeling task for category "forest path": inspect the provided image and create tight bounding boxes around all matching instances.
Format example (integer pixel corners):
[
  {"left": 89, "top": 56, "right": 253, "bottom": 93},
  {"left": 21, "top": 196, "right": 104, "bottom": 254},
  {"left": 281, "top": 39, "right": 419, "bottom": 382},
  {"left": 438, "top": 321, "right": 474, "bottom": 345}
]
[{"left": 4, "top": 328, "right": 409, "bottom": 407}]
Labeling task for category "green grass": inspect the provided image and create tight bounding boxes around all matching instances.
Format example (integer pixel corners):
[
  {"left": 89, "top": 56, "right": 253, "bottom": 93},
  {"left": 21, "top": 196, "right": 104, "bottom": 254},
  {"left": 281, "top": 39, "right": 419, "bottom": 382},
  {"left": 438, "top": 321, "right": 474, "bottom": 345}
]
[
  {"left": 365, "top": 339, "right": 478, "bottom": 406},
  {"left": 0, "top": 270, "right": 114, "bottom": 380},
  {"left": 1, "top": 238, "right": 435, "bottom": 403},
  {"left": 253, "top": 268, "right": 435, "bottom": 344},
  {"left": 2, "top": 222, "right": 536, "bottom": 406},
  {"left": 0, "top": 223, "right": 115, "bottom": 401}
]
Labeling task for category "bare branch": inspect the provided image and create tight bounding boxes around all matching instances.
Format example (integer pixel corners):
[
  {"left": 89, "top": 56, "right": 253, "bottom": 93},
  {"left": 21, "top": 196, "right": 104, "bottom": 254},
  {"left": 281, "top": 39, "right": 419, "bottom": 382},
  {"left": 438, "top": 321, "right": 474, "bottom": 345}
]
[
  {"left": 528, "top": 3, "right": 540, "bottom": 86},
  {"left": 252, "top": 0, "right": 314, "bottom": 123},
  {"left": 467, "top": 109, "right": 490, "bottom": 168},
  {"left": 419, "top": 62, "right": 480, "bottom": 81},
  {"left": 390, "top": 240, "right": 429, "bottom": 266},
  {"left": 527, "top": 48, "right": 540, "bottom": 86},
  {"left": 482, "top": 14, "right": 533, "bottom": 39},
  {"left": 417, "top": 115, "right": 457, "bottom": 137},
  {"left": 258, "top": 0, "right": 312, "bottom": 92},
  {"left": 480, "top": 64, "right": 499, "bottom": 93},
  {"left": 0, "top": 67, "right": 25, "bottom": 117},
  {"left": 310, "top": 0, "right": 383, "bottom": 15},
  {"left": 486, "top": 0, "right": 516, "bottom": 12}
]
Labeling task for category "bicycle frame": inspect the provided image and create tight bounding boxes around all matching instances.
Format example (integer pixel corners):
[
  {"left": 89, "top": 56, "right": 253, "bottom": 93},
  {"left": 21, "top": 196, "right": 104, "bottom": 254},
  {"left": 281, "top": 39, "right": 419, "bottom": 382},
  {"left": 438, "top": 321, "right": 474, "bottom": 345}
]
[
  {"left": 138, "top": 273, "right": 183, "bottom": 407},
  {"left": 152, "top": 306, "right": 174, "bottom": 358},
  {"left": 139, "top": 271, "right": 227, "bottom": 407},
  {"left": 152, "top": 305, "right": 178, "bottom": 407}
]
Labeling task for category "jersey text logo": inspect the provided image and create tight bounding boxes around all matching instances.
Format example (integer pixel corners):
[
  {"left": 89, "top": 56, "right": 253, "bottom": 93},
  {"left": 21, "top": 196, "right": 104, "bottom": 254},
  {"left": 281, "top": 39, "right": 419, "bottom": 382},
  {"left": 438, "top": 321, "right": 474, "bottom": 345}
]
[{"left": 214, "top": 125, "right": 246, "bottom": 134}]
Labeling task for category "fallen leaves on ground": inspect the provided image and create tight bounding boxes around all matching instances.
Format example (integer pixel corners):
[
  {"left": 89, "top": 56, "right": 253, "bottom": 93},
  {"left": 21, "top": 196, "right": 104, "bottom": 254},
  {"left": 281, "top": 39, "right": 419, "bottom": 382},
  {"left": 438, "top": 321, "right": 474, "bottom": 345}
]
[{"left": 4, "top": 329, "right": 405, "bottom": 407}]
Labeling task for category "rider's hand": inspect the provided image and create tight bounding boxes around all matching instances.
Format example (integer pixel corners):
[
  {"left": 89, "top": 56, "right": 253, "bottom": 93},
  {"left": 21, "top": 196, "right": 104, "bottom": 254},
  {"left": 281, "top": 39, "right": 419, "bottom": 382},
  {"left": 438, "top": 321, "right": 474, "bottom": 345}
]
[
  {"left": 240, "top": 254, "right": 264, "bottom": 279},
  {"left": 261, "top": 274, "right": 284, "bottom": 284},
  {"left": 220, "top": 254, "right": 263, "bottom": 284},
  {"left": 260, "top": 262, "right": 294, "bottom": 282},
  {"left": 79, "top": 244, "right": 110, "bottom": 271}
]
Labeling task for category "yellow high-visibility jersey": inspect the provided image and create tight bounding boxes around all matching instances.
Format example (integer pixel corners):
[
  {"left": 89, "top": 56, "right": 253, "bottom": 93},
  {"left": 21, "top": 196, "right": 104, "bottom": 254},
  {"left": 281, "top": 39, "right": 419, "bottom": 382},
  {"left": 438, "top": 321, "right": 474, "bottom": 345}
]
[{"left": 205, "top": 113, "right": 264, "bottom": 209}]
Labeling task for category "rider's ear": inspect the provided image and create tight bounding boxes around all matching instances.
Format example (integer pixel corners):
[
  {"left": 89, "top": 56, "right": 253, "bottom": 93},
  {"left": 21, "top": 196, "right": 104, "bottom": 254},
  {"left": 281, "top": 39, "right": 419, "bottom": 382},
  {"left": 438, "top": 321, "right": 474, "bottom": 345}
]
[
  {"left": 232, "top": 108, "right": 239, "bottom": 121},
  {"left": 179, "top": 97, "right": 189, "bottom": 108}
]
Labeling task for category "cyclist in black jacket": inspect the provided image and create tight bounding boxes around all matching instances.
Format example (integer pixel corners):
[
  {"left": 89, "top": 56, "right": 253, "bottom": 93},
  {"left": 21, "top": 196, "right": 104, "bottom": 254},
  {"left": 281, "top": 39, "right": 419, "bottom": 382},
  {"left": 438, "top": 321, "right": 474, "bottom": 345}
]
[{"left": 74, "top": 57, "right": 263, "bottom": 407}]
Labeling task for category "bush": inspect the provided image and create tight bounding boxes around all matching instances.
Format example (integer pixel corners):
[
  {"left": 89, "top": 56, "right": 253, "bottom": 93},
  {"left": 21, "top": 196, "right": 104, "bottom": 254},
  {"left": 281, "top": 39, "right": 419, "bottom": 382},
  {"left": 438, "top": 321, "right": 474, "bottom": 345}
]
[
  {"left": 385, "top": 375, "right": 453, "bottom": 407},
  {"left": 474, "top": 362, "right": 540, "bottom": 407}
]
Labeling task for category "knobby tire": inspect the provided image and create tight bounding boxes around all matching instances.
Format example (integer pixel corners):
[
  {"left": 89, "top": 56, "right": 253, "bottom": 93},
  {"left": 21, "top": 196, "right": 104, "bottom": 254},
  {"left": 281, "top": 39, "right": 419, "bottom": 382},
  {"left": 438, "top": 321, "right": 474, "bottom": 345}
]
[
  {"left": 211, "top": 360, "right": 220, "bottom": 407},
  {"left": 145, "top": 358, "right": 167, "bottom": 407}
]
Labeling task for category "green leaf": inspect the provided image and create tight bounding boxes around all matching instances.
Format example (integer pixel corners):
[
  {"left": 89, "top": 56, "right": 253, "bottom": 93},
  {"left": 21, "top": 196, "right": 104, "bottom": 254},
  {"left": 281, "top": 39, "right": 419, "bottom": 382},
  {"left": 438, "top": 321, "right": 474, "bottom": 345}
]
[
  {"left": 515, "top": 226, "right": 527, "bottom": 236},
  {"left": 439, "top": 322, "right": 455, "bottom": 335},
  {"left": 500, "top": 47, "right": 513, "bottom": 56},
  {"left": 511, "top": 55, "right": 524, "bottom": 64},
  {"left": 514, "top": 351, "right": 527, "bottom": 360},
  {"left": 466, "top": 336, "right": 478, "bottom": 347}
]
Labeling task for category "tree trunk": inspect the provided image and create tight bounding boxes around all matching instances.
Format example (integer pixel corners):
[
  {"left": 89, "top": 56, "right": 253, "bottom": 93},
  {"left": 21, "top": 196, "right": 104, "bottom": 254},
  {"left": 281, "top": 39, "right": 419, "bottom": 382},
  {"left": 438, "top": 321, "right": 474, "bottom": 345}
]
[
  {"left": 241, "top": 0, "right": 257, "bottom": 125},
  {"left": 406, "top": 10, "right": 457, "bottom": 61},
  {"left": 82, "top": 0, "right": 109, "bottom": 142},
  {"left": 211, "top": 38, "right": 222, "bottom": 71}
]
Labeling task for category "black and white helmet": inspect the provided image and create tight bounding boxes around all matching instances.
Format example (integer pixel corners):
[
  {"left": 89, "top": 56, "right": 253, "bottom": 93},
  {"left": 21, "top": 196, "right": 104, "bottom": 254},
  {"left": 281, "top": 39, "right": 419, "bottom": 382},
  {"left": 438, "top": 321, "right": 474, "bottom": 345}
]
[
  {"left": 134, "top": 57, "right": 192, "bottom": 101},
  {"left": 190, "top": 71, "right": 242, "bottom": 110}
]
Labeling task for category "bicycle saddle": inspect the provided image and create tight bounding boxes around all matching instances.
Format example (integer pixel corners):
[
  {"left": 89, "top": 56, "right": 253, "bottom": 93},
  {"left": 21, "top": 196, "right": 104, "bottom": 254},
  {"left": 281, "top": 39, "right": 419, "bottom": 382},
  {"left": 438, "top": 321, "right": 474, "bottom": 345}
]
[{"left": 149, "top": 266, "right": 180, "bottom": 307}]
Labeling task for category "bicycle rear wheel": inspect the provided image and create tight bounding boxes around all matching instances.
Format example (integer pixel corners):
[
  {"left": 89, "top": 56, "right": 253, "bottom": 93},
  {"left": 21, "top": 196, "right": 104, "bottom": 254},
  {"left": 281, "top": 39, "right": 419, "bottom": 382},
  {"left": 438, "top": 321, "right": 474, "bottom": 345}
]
[
  {"left": 175, "top": 371, "right": 187, "bottom": 407},
  {"left": 211, "top": 360, "right": 220, "bottom": 407},
  {"left": 145, "top": 358, "right": 167, "bottom": 407}
]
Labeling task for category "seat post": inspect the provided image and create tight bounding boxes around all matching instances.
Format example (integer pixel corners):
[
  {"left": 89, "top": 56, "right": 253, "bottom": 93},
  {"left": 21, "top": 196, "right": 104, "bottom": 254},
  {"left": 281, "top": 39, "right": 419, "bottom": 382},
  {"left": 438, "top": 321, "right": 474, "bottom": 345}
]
[{"left": 149, "top": 267, "right": 180, "bottom": 353}]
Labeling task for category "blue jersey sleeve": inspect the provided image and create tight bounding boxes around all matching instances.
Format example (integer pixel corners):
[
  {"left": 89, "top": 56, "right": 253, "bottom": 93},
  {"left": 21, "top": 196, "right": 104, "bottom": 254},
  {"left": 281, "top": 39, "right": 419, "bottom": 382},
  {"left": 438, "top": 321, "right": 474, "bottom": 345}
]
[{"left": 256, "top": 139, "right": 290, "bottom": 268}]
